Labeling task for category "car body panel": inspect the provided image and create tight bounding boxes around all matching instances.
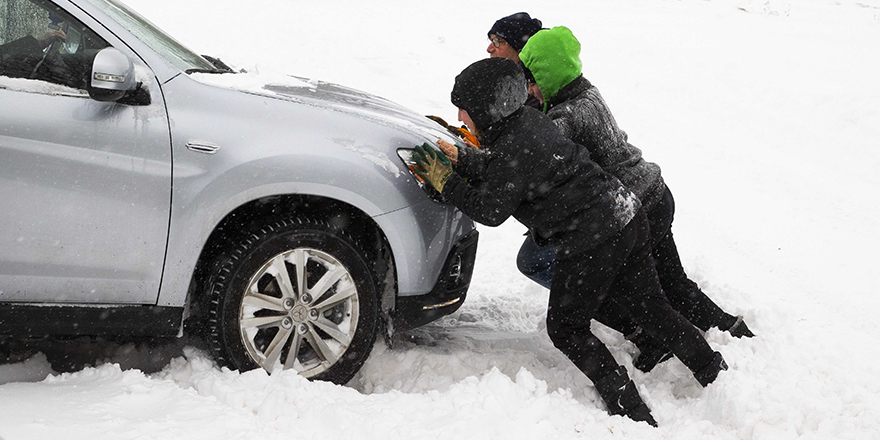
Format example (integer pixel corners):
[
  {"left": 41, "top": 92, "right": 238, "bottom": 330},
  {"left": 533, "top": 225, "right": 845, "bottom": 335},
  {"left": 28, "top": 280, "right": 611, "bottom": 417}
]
[
  {"left": 0, "top": 59, "right": 171, "bottom": 305},
  {"left": 373, "top": 200, "right": 474, "bottom": 297}
]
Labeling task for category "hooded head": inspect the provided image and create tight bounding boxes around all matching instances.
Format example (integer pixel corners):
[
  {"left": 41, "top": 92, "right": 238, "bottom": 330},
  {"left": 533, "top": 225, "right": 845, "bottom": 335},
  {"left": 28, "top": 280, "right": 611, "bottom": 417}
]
[
  {"left": 519, "top": 26, "right": 583, "bottom": 110},
  {"left": 451, "top": 58, "right": 528, "bottom": 133},
  {"left": 487, "top": 12, "right": 543, "bottom": 53}
]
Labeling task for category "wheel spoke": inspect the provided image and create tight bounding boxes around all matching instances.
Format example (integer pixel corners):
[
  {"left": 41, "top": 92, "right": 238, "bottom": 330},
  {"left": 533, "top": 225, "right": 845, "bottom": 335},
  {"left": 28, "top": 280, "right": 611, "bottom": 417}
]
[
  {"left": 272, "top": 255, "right": 296, "bottom": 299},
  {"left": 242, "top": 292, "right": 286, "bottom": 312},
  {"left": 312, "top": 283, "right": 357, "bottom": 311},
  {"left": 284, "top": 331, "right": 305, "bottom": 370},
  {"left": 263, "top": 326, "right": 293, "bottom": 370},
  {"left": 304, "top": 326, "right": 339, "bottom": 366},
  {"left": 313, "top": 317, "right": 352, "bottom": 347},
  {"left": 308, "top": 266, "right": 346, "bottom": 301},
  {"left": 293, "top": 249, "right": 307, "bottom": 298},
  {"left": 240, "top": 315, "right": 285, "bottom": 330}
]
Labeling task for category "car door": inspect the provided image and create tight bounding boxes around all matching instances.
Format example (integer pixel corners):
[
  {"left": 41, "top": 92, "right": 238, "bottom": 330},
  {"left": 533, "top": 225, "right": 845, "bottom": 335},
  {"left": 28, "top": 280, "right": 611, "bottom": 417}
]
[{"left": 0, "top": 0, "right": 171, "bottom": 304}]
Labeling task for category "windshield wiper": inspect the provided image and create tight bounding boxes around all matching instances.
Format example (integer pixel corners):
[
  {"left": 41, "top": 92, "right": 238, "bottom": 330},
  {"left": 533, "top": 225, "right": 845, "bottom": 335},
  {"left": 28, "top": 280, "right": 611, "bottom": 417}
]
[
  {"left": 186, "top": 55, "right": 236, "bottom": 74},
  {"left": 185, "top": 67, "right": 231, "bottom": 74}
]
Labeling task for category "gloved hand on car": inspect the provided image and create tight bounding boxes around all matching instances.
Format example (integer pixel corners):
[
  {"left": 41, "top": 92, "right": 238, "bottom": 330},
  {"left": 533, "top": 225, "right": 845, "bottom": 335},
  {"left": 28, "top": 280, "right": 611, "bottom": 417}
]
[
  {"left": 412, "top": 143, "right": 453, "bottom": 193},
  {"left": 425, "top": 115, "right": 480, "bottom": 148}
]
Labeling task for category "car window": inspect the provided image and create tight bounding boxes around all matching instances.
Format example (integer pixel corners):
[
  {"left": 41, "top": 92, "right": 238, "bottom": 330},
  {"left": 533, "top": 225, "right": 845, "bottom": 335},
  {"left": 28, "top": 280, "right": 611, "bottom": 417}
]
[
  {"left": 0, "top": 0, "right": 109, "bottom": 90},
  {"left": 81, "top": 0, "right": 215, "bottom": 73}
]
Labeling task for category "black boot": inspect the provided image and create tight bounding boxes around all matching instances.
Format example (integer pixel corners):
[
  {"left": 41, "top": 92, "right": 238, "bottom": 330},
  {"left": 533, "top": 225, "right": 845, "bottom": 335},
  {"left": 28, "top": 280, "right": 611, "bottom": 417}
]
[
  {"left": 629, "top": 329, "right": 673, "bottom": 373},
  {"left": 726, "top": 316, "right": 755, "bottom": 338},
  {"left": 693, "top": 351, "right": 728, "bottom": 387},
  {"left": 594, "top": 366, "right": 658, "bottom": 427}
]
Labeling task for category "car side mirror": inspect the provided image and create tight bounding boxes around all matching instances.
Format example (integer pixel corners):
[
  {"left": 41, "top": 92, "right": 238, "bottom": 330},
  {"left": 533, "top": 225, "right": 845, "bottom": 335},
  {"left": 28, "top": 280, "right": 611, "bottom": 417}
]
[{"left": 88, "top": 47, "right": 135, "bottom": 102}]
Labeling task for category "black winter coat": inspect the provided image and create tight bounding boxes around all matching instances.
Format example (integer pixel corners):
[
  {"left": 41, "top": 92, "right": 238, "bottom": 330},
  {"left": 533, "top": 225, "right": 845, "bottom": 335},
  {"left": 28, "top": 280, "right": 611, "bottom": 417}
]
[
  {"left": 547, "top": 76, "right": 667, "bottom": 211},
  {"left": 443, "top": 107, "right": 640, "bottom": 255}
]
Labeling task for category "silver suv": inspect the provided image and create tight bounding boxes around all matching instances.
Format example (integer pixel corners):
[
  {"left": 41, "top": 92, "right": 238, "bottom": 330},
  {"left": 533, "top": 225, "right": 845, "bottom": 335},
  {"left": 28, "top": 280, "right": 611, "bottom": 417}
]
[{"left": 0, "top": 0, "right": 477, "bottom": 383}]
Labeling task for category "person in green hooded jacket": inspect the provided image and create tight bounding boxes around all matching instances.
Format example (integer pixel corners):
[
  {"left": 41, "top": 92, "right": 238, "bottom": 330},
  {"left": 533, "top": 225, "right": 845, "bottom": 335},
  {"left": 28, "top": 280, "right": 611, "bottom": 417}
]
[{"left": 517, "top": 26, "right": 754, "bottom": 362}]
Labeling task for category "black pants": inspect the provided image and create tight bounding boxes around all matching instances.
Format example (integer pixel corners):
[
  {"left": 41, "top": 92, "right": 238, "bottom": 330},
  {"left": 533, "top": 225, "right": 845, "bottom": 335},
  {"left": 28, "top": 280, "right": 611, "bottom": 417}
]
[
  {"left": 646, "top": 188, "right": 735, "bottom": 331},
  {"left": 546, "top": 209, "right": 715, "bottom": 382}
]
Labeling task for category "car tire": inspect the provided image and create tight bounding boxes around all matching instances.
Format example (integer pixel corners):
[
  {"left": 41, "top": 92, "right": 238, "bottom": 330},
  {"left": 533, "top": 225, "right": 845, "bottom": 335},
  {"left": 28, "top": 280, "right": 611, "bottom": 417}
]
[{"left": 206, "top": 216, "right": 379, "bottom": 384}]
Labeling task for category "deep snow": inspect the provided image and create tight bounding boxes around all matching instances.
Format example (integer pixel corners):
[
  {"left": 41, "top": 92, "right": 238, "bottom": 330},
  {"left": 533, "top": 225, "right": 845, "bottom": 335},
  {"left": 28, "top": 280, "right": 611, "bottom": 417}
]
[{"left": 1, "top": 0, "right": 879, "bottom": 438}]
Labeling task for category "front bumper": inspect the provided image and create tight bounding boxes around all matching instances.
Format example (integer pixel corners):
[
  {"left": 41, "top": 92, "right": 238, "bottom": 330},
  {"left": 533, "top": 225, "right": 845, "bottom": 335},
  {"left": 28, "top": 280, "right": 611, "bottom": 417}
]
[{"left": 393, "top": 229, "right": 478, "bottom": 331}]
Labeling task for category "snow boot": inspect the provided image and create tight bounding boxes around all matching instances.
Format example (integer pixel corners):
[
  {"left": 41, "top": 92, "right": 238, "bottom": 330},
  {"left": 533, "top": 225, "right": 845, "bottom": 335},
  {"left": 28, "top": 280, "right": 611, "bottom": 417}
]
[
  {"left": 692, "top": 351, "right": 728, "bottom": 387},
  {"left": 726, "top": 316, "right": 754, "bottom": 338},
  {"left": 594, "top": 366, "right": 658, "bottom": 427},
  {"left": 629, "top": 330, "right": 673, "bottom": 373}
]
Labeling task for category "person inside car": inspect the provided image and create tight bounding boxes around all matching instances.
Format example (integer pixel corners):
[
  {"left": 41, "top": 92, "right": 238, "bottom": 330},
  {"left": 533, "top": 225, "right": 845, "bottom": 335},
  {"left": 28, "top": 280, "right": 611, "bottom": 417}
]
[
  {"left": 412, "top": 57, "right": 729, "bottom": 426},
  {"left": 0, "top": 27, "right": 93, "bottom": 89},
  {"left": 0, "top": 29, "right": 66, "bottom": 57}
]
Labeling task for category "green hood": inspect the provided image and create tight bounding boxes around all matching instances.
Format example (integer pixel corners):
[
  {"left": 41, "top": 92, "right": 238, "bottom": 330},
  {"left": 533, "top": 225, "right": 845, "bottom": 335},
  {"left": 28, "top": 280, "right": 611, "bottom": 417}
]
[{"left": 519, "top": 26, "right": 582, "bottom": 112}]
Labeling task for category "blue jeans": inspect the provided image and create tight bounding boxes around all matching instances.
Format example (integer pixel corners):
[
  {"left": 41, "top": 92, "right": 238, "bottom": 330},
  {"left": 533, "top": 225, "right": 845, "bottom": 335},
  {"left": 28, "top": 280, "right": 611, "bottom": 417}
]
[{"left": 516, "top": 233, "right": 555, "bottom": 290}]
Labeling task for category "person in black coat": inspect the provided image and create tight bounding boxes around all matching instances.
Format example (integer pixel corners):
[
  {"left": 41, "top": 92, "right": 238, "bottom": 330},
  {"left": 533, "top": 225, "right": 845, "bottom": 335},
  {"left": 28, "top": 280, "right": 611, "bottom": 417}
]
[{"left": 412, "top": 58, "right": 728, "bottom": 426}]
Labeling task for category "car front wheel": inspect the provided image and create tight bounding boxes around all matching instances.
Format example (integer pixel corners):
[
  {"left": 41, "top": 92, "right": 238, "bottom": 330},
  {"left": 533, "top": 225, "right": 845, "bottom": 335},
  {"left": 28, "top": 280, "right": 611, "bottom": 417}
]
[{"left": 206, "top": 217, "right": 379, "bottom": 384}]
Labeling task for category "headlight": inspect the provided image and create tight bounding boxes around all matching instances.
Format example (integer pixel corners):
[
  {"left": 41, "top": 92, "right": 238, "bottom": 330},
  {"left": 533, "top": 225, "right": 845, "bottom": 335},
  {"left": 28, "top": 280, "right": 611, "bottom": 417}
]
[
  {"left": 396, "top": 148, "right": 424, "bottom": 183},
  {"left": 396, "top": 147, "right": 445, "bottom": 202}
]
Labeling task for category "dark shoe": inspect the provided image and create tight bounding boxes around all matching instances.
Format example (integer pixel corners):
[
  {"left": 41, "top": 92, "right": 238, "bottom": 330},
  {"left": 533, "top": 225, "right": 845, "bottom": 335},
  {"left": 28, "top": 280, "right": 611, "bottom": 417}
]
[
  {"left": 594, "top": 366, "right": 658, "bottom": 427},
  {"left": 630, "top": 330, "right": 673, "bottom": 373},
  {"left": 693, "top": 351, "right": 728, "bottom": 387},
  {"left": 727, "top": 316, "right": 755, "bottom": 338}
]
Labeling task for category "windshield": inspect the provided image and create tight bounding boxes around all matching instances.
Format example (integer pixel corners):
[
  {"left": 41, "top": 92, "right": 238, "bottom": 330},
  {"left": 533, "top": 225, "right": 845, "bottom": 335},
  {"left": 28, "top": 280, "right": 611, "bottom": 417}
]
[{"left": 81, "top": 0, "right": 216, "bottom": 72}]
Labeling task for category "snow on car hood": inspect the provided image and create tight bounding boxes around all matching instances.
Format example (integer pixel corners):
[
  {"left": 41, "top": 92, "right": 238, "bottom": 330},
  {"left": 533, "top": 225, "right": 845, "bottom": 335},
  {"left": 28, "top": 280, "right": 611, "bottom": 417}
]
[{"left": 191, "top": 71, "right": 451, "bottom": 142}]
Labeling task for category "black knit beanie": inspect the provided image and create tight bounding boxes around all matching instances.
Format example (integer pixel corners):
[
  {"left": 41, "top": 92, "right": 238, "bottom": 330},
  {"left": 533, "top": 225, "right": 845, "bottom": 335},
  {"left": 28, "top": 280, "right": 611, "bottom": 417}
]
[
  {"left": 487, "top": 12, "right": 543, "bottom": 52},
  {"left": 451, "top": 58, "right": 528, "bottom": 132}
]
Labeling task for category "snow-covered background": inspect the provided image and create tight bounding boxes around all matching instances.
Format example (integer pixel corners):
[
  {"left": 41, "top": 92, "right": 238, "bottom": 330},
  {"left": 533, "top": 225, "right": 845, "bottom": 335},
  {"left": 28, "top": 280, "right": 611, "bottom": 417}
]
[{"left": 2, "top": 0, "right": 880, "bottom": 438}]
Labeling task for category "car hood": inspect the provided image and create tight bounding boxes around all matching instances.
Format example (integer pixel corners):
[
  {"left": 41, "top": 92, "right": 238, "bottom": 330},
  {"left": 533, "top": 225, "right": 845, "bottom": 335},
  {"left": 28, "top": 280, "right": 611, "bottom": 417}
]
[{"left": 190, "top": 72, "right": 453, "bottom": 143}]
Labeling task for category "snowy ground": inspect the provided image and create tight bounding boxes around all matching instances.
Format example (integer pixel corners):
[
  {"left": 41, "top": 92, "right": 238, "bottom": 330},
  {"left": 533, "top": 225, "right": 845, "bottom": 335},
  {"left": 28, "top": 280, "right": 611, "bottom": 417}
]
[{"left": 2, "top": 0, "right": 879, "bottom": 438}]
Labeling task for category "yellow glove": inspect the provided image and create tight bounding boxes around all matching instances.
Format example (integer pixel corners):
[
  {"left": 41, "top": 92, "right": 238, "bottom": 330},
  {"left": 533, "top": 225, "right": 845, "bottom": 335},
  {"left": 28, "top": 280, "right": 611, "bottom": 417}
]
[{"left": 412, "top": 143, "right": 453, "bottom": 193}]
